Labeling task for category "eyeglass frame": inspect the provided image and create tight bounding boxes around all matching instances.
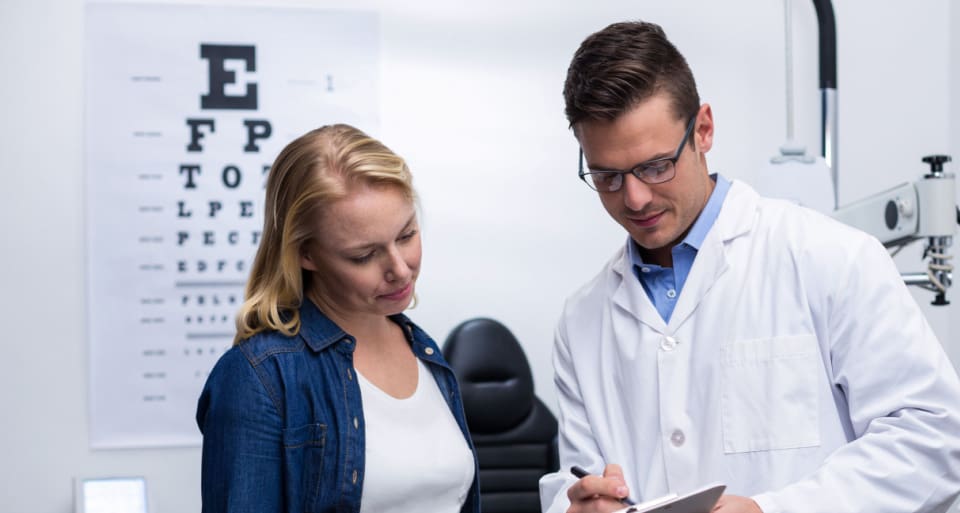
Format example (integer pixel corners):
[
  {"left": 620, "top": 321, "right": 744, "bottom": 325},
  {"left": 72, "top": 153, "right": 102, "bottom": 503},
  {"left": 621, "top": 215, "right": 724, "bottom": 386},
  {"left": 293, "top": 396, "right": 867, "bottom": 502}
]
[{"left": 577, "top": 113, "right": 698, "bottom": 192}]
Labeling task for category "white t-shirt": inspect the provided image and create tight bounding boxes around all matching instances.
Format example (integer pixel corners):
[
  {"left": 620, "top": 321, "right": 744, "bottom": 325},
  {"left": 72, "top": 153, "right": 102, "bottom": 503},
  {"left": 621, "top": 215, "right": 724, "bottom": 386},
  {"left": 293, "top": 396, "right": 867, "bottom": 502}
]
[{"left": 357, "top": 359, "right": 475, "bottom": 513}]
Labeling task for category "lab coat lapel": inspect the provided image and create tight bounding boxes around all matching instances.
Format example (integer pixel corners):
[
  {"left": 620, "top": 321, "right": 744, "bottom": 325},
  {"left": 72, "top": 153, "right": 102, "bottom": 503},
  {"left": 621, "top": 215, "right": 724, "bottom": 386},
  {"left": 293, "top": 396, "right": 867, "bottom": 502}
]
[
  {"left": 667, "top": 181, "right": 756, "bottom": 330},
  {"left": 611, "top": 248, "right": 667, "bottom": 332},
  {"left": 667, "top": 227, "right": 728, "bottom": 330}
]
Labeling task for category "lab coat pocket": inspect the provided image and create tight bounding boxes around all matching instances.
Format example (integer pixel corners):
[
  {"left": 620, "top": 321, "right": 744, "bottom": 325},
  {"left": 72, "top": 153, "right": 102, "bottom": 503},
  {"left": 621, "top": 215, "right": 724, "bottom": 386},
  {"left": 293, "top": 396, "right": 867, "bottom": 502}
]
[{"left": 720, "top": 335, "right": 820, "bottom": 453}]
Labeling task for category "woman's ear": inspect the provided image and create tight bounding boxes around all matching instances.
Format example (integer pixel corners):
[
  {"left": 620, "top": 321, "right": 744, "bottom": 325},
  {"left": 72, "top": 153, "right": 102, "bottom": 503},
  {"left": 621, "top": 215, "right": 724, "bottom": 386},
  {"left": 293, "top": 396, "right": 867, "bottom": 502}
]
[{"left": 300, "top": 244, "right": 320, "bottom": 272}]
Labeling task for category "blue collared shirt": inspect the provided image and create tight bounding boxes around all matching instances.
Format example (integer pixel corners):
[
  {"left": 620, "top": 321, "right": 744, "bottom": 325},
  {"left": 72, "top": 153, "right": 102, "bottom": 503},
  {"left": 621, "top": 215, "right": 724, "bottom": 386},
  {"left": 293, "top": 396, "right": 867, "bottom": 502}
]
[{"left": 626, "top": 174, "right": 731, "bottom": 322}]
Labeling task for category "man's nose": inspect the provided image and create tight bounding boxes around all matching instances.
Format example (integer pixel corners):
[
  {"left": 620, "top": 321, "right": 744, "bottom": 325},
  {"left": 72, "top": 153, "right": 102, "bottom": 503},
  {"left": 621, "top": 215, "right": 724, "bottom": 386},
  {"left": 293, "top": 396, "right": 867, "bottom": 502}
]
[{"left": 621, "top": 173, "right": 654, "bottom": 211}]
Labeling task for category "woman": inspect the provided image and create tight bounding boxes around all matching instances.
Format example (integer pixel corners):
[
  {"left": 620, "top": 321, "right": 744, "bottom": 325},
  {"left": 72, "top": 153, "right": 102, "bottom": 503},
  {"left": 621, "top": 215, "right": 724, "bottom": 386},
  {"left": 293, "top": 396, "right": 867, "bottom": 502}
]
[{"left": 196, "top": 124, "right": 480, "bottom": 513}]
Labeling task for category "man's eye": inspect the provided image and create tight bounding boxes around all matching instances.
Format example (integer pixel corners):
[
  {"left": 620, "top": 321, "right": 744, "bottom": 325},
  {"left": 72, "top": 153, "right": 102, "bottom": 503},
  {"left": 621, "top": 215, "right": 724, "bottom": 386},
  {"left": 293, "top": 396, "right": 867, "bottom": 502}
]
[
  {"left": 640, "top": 161, "right": 670, "bottom": 176},
  {"left": 593, "top": 172, "right": 618, "bottom": 184}
]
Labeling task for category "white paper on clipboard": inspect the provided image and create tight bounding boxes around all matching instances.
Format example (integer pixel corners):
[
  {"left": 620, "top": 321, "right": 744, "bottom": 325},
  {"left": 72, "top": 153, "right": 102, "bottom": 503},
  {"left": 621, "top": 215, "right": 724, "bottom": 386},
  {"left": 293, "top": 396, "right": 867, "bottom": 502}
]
[{"left": 612, "top": 484, "right": 725, "bottom": 513}]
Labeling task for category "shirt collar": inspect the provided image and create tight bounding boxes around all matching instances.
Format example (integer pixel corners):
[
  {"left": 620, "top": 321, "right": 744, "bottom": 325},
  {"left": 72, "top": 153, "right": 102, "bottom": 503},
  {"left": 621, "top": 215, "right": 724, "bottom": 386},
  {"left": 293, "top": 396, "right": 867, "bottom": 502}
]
[
  {"left": 627, "top": 173, "right": 731, "bottom": 266},
  {"left": 683, "top": 173, "right": 731, "bottom": 251}
]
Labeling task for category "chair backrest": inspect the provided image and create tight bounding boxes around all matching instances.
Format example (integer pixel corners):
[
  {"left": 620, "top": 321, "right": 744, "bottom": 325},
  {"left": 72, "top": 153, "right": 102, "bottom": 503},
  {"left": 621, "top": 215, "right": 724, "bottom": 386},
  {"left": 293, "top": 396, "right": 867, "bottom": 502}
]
[{"left": 443, "top": 318, "right": 559, "bottom": 513}]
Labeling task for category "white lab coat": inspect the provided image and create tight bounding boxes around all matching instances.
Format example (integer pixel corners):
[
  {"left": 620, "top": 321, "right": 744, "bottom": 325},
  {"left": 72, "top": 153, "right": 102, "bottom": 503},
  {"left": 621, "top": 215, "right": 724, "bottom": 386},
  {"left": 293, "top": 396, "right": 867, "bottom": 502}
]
[{"left": 539, "top": 180, "right": 960, "bottom": 513}]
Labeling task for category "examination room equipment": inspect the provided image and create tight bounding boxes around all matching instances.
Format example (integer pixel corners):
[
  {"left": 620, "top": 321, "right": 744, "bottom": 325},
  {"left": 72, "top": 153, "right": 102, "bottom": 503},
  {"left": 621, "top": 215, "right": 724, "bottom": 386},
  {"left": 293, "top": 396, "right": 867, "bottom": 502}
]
[{"left": 763, "top": 0, "right": 959, "bottom": 305}]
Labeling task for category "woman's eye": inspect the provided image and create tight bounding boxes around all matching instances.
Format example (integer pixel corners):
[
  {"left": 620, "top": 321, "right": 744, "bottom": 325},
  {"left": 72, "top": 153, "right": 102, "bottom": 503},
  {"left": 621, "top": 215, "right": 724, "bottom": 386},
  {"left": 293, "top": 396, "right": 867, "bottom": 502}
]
[
  {"left": 350, "top": 253, "right": 374, "bottom": 264},
  {"left": 399, "top": 230, "right": 418, "bottom": 241}
]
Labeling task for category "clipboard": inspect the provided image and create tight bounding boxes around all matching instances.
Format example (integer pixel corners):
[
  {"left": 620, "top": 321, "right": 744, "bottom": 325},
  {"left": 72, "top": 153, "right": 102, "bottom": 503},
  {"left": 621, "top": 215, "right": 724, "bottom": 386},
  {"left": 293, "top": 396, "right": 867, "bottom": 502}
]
[{"left": 612, "top": 484, "right": 725, "bottom": 513}]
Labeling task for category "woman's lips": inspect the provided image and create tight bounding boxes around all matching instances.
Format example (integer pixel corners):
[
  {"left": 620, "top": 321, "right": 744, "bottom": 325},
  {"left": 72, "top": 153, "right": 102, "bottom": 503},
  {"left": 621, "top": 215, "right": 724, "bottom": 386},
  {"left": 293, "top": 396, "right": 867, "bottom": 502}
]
[{"left": 381, "top": 282, "right": 412, "bottom": 301}]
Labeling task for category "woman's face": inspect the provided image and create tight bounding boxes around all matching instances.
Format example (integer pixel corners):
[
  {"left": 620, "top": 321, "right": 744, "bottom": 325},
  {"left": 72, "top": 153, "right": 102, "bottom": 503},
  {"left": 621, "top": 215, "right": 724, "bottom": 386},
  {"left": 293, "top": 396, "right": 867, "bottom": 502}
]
[{"left": 300, "top": 184, "right": 421, "bottom": 324}]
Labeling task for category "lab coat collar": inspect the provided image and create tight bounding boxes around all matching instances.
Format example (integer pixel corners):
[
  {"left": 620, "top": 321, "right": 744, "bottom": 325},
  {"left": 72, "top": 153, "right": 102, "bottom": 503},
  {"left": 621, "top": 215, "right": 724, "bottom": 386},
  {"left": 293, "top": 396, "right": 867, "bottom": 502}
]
[{"left": 610, "top": 180, "right": 757, "bottom": 332}]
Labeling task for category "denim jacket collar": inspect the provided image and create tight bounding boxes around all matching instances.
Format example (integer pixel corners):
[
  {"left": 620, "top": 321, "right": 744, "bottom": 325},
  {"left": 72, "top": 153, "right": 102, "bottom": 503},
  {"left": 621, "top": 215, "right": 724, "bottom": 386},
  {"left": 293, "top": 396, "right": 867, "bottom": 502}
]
[
  {"left": 297, "top": 301, "right": 448, "bottom": 366},
  {"left": 297, "top": 299, "right": 351, "bottom": 352}
]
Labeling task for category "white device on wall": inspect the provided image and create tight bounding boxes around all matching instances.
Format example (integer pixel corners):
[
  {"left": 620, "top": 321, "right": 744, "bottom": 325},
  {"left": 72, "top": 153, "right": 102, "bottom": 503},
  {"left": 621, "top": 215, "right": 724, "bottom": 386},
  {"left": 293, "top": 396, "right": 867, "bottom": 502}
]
[
  {"left": 74, "top": 477, "right": 148, "bottom": 513},
  {"left": 830, "top": 155, "right": 956, "bottom": 305},
  {"left": 762, "top": 1, "right": 958, "bottom": 305}
]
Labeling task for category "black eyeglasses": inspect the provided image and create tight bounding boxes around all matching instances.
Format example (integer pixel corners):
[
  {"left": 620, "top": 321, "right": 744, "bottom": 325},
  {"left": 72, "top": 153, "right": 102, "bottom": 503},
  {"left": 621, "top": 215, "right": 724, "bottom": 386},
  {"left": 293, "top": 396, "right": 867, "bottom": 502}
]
[{"left": 578, "top": 114, "right": 697, "bottom": 192}]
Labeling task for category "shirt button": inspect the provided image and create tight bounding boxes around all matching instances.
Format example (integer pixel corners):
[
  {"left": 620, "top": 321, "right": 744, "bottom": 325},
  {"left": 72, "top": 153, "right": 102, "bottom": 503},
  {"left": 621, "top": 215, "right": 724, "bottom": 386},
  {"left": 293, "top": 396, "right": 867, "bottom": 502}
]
[
  {"left": 666, "top": 289, "right": 677, "bottom": 299},
  {"left": 352, "top": 469, "right": 358, "bottom": 484},
  {"left": 353, "top": 417, "right": 359, "bottom": 429},
  {"left": 424, "top": 347, "right": 435, "bottom": 356},
  {"left": 660, "top": 336, "right": 678, "bottom": 351},
  {"left": 670, "top": 429, "right": 685, "bottom": 447},
  {"left": 640, "top": 267, "right": 651, "bottom": 273},
  {"left": 346, "top": 369, "right": 353, "bottom": 381}
]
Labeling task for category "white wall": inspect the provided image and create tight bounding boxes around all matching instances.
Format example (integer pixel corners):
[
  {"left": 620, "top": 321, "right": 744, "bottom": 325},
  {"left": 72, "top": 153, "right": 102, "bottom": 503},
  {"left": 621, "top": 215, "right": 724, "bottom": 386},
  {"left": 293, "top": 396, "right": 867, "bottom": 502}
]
[{"left": 2, "top": 1, "right": 957, "bottom": 512}]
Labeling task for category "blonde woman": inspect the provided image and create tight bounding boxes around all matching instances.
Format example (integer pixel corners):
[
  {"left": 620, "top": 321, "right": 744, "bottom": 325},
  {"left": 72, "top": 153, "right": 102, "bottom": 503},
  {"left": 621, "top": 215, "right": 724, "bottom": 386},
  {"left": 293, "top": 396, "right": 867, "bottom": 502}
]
[{"left": 197, "top": 124, "right": 479, "bottom": 513}]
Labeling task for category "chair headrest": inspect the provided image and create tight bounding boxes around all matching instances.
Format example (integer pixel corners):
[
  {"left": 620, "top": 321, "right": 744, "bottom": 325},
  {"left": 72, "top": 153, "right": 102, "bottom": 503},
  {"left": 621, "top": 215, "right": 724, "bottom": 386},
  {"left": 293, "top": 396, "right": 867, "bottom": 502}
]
[{"left": 443, "top": 318, "right": 535, "bottom": 433}]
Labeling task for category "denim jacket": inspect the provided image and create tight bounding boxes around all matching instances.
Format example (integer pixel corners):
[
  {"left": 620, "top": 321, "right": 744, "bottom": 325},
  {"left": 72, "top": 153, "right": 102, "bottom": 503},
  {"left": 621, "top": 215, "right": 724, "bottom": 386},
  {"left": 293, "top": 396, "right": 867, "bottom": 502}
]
[{"left": 196, "top": 301, "right": 481, "bottom": 513}]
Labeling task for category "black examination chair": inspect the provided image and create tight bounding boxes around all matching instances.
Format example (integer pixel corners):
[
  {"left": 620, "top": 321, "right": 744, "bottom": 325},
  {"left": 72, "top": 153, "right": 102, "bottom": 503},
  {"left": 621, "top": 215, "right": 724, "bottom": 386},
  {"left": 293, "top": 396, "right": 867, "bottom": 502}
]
[{"left": 443, "top": 318, "right": 559, "bottom": 513}]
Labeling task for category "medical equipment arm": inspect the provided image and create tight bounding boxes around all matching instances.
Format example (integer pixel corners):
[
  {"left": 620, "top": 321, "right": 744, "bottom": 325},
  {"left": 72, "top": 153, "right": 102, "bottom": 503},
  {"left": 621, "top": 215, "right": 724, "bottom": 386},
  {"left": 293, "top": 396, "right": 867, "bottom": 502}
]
[{"left": 830, "top": 155, "right": 957, "bottom": 305}]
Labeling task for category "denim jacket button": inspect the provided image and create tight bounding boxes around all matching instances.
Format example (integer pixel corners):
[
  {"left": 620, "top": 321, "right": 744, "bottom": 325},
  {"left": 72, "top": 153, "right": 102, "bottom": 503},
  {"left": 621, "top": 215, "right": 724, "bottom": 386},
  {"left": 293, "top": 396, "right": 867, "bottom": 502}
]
[
  {"left": 353, "top": 417, "right": 359, "bottom": 429},
  {"left": 352, "top": 469, "right": 358, "bottom": 484},
  {"left": 424, "top": 347, "right": 435, "bottom": 356},
  {"left": 347, "top": 368, "right": 353, "bottom": 380}
]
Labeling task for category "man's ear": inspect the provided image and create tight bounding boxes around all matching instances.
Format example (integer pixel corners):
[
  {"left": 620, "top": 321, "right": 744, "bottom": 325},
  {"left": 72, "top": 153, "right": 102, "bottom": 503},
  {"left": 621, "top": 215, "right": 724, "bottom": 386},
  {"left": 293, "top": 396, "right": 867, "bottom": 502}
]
[{"left": 694, "top": 103, "right": 714, "bottom": 154}]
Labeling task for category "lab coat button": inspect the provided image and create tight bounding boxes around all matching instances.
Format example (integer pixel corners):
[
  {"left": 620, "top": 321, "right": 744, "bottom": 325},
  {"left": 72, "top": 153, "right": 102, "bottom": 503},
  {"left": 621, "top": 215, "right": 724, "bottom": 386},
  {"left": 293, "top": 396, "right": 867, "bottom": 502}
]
[
  {"left": 670, "top": 429, "right": 685, "bottom": 447},
  {"left": 660, "top": 336, "right": 678, "bottom": 351}
]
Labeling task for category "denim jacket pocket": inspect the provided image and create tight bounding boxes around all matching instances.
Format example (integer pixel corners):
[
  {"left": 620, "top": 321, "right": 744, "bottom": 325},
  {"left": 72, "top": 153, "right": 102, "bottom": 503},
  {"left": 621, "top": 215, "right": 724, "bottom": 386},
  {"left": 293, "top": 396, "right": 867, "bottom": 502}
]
[
  {"left": 720, "top": 334, "right": 821, "bottom": 454},
  {"left": 283, "top": 423, "right": 327, "bottom": 512}
]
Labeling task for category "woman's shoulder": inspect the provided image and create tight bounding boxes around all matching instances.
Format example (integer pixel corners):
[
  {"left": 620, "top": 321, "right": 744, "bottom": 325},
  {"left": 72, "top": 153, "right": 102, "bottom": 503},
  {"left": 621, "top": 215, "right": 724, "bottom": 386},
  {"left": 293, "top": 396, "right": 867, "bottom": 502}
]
[
  {"left": 200, "top": 330, "right": 305, "bottom": 411},
  {"left": 235, "top": 328, "right": 308, "bottom": 365}
]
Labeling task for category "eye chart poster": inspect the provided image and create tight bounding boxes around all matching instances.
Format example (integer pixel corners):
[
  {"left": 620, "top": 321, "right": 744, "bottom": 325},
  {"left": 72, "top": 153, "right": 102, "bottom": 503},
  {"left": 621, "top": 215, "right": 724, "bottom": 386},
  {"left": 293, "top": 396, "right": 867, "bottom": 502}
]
[{"left": 85, "top": 3, "right": 379, "bottom": 448}]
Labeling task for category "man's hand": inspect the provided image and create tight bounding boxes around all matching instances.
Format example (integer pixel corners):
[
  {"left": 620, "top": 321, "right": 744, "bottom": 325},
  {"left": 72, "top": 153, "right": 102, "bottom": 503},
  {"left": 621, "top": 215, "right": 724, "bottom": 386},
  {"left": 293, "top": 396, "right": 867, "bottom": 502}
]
[
  {"left": 565, "top": 464, "right": 631, "bottom": 513},
  {"left": 712, "top": 495, "right": 762, "bottom": 513}
]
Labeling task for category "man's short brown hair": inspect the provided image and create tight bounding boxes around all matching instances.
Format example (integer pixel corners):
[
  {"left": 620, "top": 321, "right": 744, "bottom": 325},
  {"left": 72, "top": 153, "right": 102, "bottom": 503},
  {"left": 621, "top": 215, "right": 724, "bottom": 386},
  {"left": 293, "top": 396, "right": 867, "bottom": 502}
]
[{"left": 563, "top": 21, "right": 700, "bottom": 130}]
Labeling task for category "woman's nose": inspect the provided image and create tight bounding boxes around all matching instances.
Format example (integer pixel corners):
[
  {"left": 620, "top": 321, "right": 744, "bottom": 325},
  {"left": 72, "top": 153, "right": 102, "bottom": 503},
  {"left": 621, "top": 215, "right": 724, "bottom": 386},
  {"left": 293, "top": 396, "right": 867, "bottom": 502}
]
[{"left": 384, "top": 247, "right": 412, "bottom": 282}]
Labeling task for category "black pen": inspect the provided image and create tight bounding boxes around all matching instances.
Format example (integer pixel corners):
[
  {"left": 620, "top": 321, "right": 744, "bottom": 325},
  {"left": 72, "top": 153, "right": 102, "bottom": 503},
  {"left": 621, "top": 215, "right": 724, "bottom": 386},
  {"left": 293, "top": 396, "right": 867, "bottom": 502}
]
[{"left": 570, "top": 465, "right": 636, "bottom": 506}]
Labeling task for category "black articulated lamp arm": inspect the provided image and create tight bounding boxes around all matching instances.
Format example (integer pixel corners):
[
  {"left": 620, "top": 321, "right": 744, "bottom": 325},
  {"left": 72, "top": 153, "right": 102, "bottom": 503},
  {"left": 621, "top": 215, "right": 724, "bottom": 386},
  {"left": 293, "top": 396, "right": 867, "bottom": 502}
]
[
  {"left": 813, "top": 0, "right": 838, "bottom": 207},
  {"left": 812, "top": 0, "right": 836, "bottom": 90}
]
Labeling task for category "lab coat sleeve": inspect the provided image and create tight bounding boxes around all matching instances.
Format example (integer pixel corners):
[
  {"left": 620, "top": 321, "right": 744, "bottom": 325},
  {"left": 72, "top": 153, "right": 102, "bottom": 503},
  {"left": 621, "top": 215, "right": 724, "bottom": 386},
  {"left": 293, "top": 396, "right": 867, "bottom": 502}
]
[
  {"left": 539, "top": 316, "right": 605, "bottom": 513},
  {"left": 751, "top": 235, "right": 960, "bottom": 513}
]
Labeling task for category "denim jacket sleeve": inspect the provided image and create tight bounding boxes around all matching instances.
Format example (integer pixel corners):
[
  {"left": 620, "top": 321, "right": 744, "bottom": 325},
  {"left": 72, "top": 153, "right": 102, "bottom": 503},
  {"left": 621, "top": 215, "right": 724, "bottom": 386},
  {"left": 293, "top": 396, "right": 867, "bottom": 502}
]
[{"left": 197, "top": 347, "right": 285, "bottom": 513}]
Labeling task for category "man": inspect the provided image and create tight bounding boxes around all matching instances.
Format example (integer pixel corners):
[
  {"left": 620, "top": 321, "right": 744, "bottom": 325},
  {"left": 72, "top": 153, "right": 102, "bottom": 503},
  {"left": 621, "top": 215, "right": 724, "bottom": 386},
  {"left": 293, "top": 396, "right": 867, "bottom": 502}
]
[{"left": 538, "top": 20, "right": 960, "bottom": 513}]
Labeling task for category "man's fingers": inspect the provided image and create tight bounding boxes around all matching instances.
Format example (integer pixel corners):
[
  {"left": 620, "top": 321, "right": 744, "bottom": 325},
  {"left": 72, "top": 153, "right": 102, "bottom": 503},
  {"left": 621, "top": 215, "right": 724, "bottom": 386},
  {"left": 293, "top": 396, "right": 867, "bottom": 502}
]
[
  {"left": 602, "top": 463, "right": 624, "bottom": 481},
  {"left": 602, "top": 464, "right": 629, "bottom": 498},
  {"left": 567, "top": 470, "right": 629, "bottom": 503}
]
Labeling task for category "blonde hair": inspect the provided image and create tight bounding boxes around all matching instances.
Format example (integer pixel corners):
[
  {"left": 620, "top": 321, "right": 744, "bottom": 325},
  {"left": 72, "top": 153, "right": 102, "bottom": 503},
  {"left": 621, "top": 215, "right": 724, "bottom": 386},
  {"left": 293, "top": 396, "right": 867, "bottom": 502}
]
[{"left": 235, "top": 124, "right": 415, "bottom": 344}]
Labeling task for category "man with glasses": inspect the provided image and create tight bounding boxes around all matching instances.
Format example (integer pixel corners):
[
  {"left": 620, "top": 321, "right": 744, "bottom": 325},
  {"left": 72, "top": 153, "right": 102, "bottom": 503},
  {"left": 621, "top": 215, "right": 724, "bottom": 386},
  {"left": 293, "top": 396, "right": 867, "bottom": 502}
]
[{"left": 539, "top": 20, "right": 960, "bottom": 513}]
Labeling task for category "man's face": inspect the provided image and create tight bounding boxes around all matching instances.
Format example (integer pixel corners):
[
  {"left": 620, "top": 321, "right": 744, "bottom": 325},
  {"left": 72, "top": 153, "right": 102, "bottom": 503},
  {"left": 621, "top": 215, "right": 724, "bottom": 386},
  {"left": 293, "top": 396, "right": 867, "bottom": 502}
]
[{"left": 577, "top": 94, "right": 715, "bottom": 266}]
